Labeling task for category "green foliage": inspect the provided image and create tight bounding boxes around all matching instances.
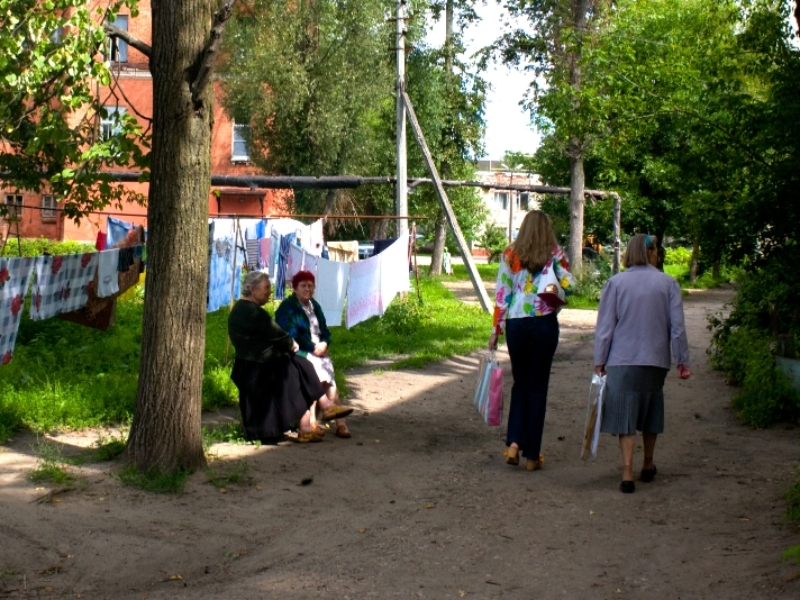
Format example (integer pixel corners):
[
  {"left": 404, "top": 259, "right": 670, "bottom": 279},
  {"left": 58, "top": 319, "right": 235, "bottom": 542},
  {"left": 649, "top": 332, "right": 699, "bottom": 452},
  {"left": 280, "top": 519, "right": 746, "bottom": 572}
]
[
  {"left": 477, "top": 224, "right": 508, "bottom": 263},
  {"left": 571, "top": 254, "right": 612, "bottom": 305},
  {"left": 118, "top": 464, "right": 189, "bottom": 494},
  {"left": 786, "top": 477, "right": 800, "bottom": 529},
  {"left": 202, "top": 422, "right": 248, "bottom": 453},
  {"left": 664, "top": 247, "right": 692, "bottom": 268},
  {"left": 0, "top": 0, "right": 148, "bottom": 216},
  {"left": 1, "top": 238, "right": 95, "bottom": 257},
  {"left": 29, "top": 440, "right": 74, "bottom": 486}
]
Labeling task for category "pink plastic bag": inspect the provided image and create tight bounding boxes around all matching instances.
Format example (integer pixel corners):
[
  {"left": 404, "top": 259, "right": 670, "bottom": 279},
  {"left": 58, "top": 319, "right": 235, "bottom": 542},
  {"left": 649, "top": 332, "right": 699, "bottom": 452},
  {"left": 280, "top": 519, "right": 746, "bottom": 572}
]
[{"left": 487, "top": 364, "right": 504, "bottom": 426}]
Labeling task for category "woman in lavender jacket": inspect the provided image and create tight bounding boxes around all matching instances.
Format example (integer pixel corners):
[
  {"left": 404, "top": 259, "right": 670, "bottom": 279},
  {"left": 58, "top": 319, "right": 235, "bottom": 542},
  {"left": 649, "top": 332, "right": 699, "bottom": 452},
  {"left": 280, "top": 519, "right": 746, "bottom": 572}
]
[{"left": 594, "top": 234, "right": 691, "bottom": 494}]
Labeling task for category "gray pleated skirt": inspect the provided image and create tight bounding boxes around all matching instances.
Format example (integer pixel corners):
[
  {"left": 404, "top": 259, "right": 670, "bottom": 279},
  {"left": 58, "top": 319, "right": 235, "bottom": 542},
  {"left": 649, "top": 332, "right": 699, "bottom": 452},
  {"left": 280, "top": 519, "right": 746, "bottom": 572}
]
[{"left": 600, "top": 366, "right": 668, "bottom": 435}]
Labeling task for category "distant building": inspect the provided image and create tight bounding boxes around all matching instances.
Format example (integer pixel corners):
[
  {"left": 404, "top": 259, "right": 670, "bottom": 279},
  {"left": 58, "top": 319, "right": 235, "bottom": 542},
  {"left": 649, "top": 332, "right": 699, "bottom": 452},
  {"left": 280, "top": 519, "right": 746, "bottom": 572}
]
[
  {"left": 1, "top": 0, "right": 288, "bottom": 244},
  {"left": 474, "top": 160, "right": 541, "bottom": 243}
]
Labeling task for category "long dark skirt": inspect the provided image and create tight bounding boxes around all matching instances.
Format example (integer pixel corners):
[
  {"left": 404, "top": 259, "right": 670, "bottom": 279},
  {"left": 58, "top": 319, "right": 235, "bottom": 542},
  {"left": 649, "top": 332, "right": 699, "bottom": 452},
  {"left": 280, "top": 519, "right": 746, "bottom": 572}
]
[{"left": 231, "top": 353, "right": 325, "bottom": 440}]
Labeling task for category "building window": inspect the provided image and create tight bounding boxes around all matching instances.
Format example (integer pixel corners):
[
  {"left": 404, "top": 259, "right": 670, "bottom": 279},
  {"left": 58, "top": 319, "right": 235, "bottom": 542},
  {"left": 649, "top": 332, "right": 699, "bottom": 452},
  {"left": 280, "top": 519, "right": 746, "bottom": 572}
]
[
  {"left": 108, "top": 15, "right": 129, "bottom": 62},
  {"left": 494, "top": 191, "right": 509, "bottom": 210},
  {"left": 4, "top": 194, "right": 23, "bottom": 219},
  {"left": 42, "top": 195, "right": 57, "bottom": 220},
  {"left": 232, "top": 123, "right": 250, "bottom": 162},
  {"left": 519, "top": 192, "right": 530, "bottom": 211},
  {"left": 100, "top": 106, "right": 127, "bottom": 140}
]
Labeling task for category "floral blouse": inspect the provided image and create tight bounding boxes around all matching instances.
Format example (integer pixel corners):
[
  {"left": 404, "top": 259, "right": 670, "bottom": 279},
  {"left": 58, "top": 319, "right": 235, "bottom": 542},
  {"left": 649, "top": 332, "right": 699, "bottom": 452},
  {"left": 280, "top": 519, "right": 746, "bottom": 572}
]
[{"left": 492, "top": 246, "right": 574, "bottom": 335}]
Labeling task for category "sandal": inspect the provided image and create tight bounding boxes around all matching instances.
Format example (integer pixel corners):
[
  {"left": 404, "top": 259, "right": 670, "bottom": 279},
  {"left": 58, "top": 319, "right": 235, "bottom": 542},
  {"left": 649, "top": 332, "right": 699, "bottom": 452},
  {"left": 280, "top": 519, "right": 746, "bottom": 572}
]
[
  {"left": 312, "top": 424, "right": 326, "bottom": 437},
  {"left": 526, "top": 454, "right": 545, "bottom": 471},
  {"left": 284, "top": 431, "right": 323, "bottom": 444},
  {"left": 335, "top": 424, "right": 351, "bottom": 439},
  {"left": 504, "top": 446, "right": 519, "bottom": 466},
  {"left": 321, "top": 405, "right": 354, "bottom": 421}
]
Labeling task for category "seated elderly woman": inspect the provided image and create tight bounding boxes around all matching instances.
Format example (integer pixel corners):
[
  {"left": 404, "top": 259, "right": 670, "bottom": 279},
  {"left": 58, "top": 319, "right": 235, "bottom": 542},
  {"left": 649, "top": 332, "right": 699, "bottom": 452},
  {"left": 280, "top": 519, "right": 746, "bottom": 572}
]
[
  {"left": 275, "top": 270, "right": 352, "bottom": 438},
  {"left": 228, "top": 270, "right": 352, "bottom": 443}
]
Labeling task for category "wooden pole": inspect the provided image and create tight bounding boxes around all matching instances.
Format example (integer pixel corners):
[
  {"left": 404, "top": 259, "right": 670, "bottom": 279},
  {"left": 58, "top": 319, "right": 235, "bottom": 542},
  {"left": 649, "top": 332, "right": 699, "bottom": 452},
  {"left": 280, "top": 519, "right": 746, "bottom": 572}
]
[
  {"left": 612, "top": 193, "right": 621, "bottom": 274},
  {"left": 401, "top": 91, "right": 492, "bottom": 313}
]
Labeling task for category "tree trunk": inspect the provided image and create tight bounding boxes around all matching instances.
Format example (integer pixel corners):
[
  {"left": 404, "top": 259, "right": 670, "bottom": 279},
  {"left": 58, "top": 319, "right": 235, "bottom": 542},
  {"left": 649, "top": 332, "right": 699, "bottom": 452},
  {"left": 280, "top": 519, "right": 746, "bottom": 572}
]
[
  {"left": 125, "top": 0, "right": 215, "bottom": 472},
  {"left": 689, "top": 236, "right": 699, "bottom": 283},
  {"left": 429, "top": 0, "right": 455, "bottom": 277},
  {"left": 568, "top": 142, "right": 585, "bottom": 273},
  {"left": 429, "top": 208, "right": 446, "bottom": 275},
  {"left": 567, "top": 0, "right": 590, "bottom": 273}
]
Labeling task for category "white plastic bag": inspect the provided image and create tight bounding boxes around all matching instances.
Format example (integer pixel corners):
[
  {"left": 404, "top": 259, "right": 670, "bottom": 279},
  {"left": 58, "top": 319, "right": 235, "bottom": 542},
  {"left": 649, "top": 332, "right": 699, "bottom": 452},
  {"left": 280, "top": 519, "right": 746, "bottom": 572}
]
[{"left": 581, "top": 373, "right": 606, "bottom": 461}]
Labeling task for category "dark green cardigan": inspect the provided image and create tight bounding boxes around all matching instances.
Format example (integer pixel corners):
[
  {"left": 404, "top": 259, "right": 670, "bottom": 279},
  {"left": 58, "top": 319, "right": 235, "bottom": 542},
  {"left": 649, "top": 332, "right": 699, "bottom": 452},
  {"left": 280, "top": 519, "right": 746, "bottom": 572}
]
[
  {"left": 228, "top": 300, "right": 294, "bottom": 363},
  {"left": 274, "top": 293, "right": 331, "bottom": 354}
]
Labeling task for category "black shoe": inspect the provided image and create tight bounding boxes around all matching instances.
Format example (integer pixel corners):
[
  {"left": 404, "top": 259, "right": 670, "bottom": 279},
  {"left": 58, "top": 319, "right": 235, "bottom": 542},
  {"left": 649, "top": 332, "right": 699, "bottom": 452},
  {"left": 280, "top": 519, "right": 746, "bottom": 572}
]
[
  {"left": 620, "top": 480, "right": 635, "bottom": 494},
  {"left": 640, "top": 466, "right": 657, "bottom": 483}
]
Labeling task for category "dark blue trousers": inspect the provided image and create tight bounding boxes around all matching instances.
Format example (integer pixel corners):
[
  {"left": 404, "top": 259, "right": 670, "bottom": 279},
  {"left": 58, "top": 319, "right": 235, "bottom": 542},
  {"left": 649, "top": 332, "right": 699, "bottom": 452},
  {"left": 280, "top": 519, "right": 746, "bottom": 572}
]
[{"left": 505, "top": 314, "right": 560, "bottom": 459}]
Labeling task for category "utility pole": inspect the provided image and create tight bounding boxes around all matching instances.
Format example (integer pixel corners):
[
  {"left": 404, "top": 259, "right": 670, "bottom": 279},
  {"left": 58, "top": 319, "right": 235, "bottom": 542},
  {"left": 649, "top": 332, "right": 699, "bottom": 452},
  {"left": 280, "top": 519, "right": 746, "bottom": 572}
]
[
  {"left": 395, "top": 0, "right": 408, "bottom": 237},
  {"left": 502, "top": 163, "right": 523, "bottom": 242}
]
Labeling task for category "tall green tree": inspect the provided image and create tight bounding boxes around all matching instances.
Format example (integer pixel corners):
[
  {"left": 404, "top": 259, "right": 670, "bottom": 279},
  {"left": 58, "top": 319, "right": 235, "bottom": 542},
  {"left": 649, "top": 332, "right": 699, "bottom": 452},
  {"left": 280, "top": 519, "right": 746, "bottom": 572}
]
[
  {"left": 0, "top": 0, "right": 147, "bottom": 217},
  {"left": 498, "top": 0, "right": 610, "bottom": 271},
  {"left": 220, "top": 0, "right": 395, "bottom": 216}
]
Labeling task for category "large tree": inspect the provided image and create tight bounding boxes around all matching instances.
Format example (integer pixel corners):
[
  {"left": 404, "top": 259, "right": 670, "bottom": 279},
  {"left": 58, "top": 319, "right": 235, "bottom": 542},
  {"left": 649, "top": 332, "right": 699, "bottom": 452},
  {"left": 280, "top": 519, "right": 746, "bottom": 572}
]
[
  {"left": 124, "top": 0, "right": 235, "bottom": 472},
  {"left": 498, "top": 0, "right": 609, "bottom": 271}
]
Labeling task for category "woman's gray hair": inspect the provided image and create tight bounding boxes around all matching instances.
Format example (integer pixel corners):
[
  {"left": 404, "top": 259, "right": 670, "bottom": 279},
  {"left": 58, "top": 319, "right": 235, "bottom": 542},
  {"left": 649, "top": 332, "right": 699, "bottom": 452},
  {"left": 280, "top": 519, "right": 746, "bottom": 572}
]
[{"left": 242, "top": 270, "right": 270, "bottom": 297}]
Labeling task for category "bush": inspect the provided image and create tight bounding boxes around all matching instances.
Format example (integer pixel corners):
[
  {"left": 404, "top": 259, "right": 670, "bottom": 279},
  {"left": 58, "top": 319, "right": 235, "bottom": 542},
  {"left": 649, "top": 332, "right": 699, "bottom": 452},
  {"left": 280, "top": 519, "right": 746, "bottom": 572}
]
[
  {"left": 571, "top": 254, "right": 612, "bottom": 304},
  {"left": 1, "top": 237, "right": 95, "bottom": 257},
  {"left": 476, "top": 224, "right": 508, "bottom": 263},
  {"left": 707, "top": 244, "right": 800, "bottom": 426},
  {"left": 664, "top": 246, "right": 692, "bottom": 267}
]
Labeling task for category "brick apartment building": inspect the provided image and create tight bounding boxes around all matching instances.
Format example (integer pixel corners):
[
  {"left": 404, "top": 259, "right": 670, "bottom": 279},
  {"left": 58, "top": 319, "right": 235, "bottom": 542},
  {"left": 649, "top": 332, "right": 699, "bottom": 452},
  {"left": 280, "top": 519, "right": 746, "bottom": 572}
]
[{"left": 1, "top": 0, "right": 286, "bottom": 244}]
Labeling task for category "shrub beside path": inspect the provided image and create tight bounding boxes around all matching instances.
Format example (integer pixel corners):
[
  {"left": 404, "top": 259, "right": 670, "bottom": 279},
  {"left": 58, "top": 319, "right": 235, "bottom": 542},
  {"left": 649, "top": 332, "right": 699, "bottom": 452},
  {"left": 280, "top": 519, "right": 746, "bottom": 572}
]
[{"left": 0, "top": 285, "right": 799, "bottom": 598}]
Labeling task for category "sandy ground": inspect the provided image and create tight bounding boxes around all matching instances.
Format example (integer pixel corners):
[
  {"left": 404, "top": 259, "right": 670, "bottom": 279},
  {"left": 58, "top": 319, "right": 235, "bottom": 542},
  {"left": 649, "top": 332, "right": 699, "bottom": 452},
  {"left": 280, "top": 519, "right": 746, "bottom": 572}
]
[{"left": 1, "top": 284, "right": 799, "bottom": 599}]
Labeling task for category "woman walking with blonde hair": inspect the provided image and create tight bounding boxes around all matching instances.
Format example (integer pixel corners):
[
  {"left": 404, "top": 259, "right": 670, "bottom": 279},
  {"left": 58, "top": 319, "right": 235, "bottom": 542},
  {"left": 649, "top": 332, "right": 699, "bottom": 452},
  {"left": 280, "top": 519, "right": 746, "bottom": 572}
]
[{"left": 489, "top": 210, "right": 574, "bottom": 471}]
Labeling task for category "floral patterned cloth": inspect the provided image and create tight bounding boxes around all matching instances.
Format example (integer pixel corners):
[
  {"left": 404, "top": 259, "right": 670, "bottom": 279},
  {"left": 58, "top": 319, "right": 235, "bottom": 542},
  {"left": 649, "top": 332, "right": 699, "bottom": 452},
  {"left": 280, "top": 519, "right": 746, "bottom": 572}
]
[
  {"left": 0, "top": 256, "right": 35, "bottom": 365},
  {"left": 492, "top": 246, "right": 574, "bottom": 335},
  {"left": 29, "top": 253, "right": 97, "bottom": 321}
]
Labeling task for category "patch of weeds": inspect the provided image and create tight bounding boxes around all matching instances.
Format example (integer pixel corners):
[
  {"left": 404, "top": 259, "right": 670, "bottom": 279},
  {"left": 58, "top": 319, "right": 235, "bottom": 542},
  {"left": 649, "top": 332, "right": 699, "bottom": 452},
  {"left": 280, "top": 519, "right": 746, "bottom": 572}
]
[
  {"left": 118, "top": 464, "right": 189, "bottom": 494},
  {"left": 202, "top": 422, "right": 248, "bottom": 453},
  {"left": 68, "top": 434, "right": 127, "bottom": 466},
  {"left": 29, "top": 441, "right": 74, "bottom": 487},
  {"left": 206, "top": 460, "right": 251, "bottom": 489}
]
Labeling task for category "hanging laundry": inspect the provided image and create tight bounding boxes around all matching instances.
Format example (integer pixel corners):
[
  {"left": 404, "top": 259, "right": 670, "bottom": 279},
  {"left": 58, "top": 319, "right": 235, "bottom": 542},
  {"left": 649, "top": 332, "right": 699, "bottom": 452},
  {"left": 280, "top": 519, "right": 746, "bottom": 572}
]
[
  {"left": 207, "top": 235, "right": 243, "bottom": 313},
  {"left": 303, "top": 252, "right": 318, "bottom": 276},
  {"left": 95, "top": 231, "right": 107, "bottom": 251},
  {"left": 0, "top": 256, "right": 35, "bottom": 365},
  {"left": 106, "top": 216, "right": 147, "bottom": 248},
  {"left": 287, "top": 244, "right": 305, "bottom": 282},
  {"left": 96, "top": 248, "right": 121, "bottom": 298},
  {"left": 258, "top": 238, "right": 271, "bottom": 271},
  {"left": 245, "top": 238, "right": 260, "bottom": 270},
  {"left": 60, "top": 253, "right": 98, "bottom": 314},
  {"left": 315, "top": 258, "right": 349, "bottom": 327},
  {"left": 269, "top": 217, "right": 306, "bottom": 237},
  {"left": 345, "top": 253, "right": 382, "bottom": 329},
  {"left": 373, "top": 238, "right": 397, "bottom": 256},
  {"left": 29, "top": 254, "right": 70, "bottom": 320},
  {"left": 379, "top": 234, "right": 410, "bottom": 311},
  {"left": 117, "top": 247, "right": 135, "bottom": 272},
  {"left": 301, "top": 219, "right": 325, "bottom": 257},
  {"left": 274, "top": 235, "right": 290, "bottom": 301},
  {"left": 326, "top": 241, "right": 359, "bottom": 263}
]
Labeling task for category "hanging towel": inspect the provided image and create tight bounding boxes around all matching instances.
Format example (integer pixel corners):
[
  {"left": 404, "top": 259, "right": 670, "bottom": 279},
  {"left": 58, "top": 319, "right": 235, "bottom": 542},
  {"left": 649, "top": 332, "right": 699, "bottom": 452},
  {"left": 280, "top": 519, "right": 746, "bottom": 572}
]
[
  {"left": 379, "top": 234, "right": 410, "bottom": 312},
  {"left": 29, "top": 254, "right": 70, "bottom": 320},
  {"left": 305, "top": 219, "right": 325, "bottom": 256},
  {"left": 303, "top": 252, "right": 318, "bottom": 276},
  {"left": 315, "top": 258, "right": 349, "bottom": 327},
  {"left": 326, "top": 241, "right": 359, "bottom": 263},
  {"left": 207, "top": 232, "right": 244, "bottom": 313},
  {"left": 60, "top": 253, "right": 99, "bottom": 314},
  {"left": 287, "top": 244, "right": 305, "bottom": 282},
  {"left": 106, "top": 216, "right": 133, "bottom": 248},
  {"left": 0, "top": 256, "right": 35, "bottom": 365},
  {"left": 95, "top": 231, "right": 107, "bottom": 251},
  {"left": 117, "top": 247, "right": 135, "bottom": 272},
  {"left": 258, "top": 238, "right": 271, "bottom": 270},
  {"left": 274, "top": 235, "right": 291, "bottom": 301},
  {"left": 245, "top": 238, "right": 259, "bottom": 269},
  {"left": 96, "top": 249, "right": 121, "bottom": 298},
  {"left": 346, "top": 254, "right": 382, "bottom": 329},
  {"left": 269, "top": 231, "right": 280, "bottom": 279}
]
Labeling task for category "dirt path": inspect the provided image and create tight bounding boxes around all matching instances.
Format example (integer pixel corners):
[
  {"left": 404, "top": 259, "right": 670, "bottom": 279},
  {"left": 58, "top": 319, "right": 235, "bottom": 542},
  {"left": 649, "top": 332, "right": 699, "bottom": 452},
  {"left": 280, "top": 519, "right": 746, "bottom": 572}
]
[{"left": 1, "top": 285, "right": 799, "bottom": 599}]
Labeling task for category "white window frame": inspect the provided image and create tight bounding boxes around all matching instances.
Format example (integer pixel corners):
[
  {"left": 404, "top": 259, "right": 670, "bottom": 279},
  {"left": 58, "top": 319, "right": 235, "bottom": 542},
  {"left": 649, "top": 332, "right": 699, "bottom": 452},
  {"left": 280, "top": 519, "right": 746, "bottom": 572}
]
[
  {"left": 41, "top": 194, "right": 57, "bottom": 220},
  {"left": 232, "top": 122, "right": 251, "bottom": 162},
  {"left": 4, "top": 194, "right": 23, "bottom": 219},
  {"left": 108, "top": 15, "right": 129, "bottom": 62},
  {"left": 100, "top": 106, "right": 127, "bottom": 140},
  {"left": 494, "top": 191, "right": 509, "bottom": 211}
]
